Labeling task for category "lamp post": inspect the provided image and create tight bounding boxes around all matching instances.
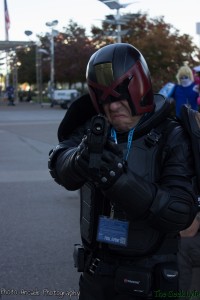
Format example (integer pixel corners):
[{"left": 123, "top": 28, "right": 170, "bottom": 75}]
[
  {"left": 45, "top": 20, "right": 58, "bottom": 104},
  {"left": 25, "top": 30, "right": 50, "bottom": 103},
  {"left": 37, "top": 48, "right": 49, "bottom": 102},
  {"left": 98, "top": 0, "right": 136, "bottom": 42},
  {"left": 12, "top": 54, "right": 21, "bottom": 104},
  {"left": 196, "top": 23, "right": 200, "bottom": 48},
  {"left": 24, "top": 30, "right": 40, "bottom": 102}
]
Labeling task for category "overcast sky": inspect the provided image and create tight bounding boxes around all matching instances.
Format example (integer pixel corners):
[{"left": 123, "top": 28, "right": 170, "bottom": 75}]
[{"left": 0, "top": 0, "right": 200, "bottom": 46}]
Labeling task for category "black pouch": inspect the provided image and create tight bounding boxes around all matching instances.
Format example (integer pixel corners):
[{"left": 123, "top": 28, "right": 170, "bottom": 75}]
[
  {"left": 115, "top": 266, "right": 152, "bottom": 297},
  {"left": 73, "top": 244, "right": 85, "bottom": 272},
  {"left": 153, "top": 262, "right": 179, "bottom": 299}
]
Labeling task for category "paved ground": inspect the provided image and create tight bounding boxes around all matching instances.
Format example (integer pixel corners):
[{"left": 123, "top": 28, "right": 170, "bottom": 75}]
[
  {"left": 0, "top": 100, "right": 199, "bottom": 299},
  {"left": 0, "top": 101, "right": 80, "bottom": 300}
]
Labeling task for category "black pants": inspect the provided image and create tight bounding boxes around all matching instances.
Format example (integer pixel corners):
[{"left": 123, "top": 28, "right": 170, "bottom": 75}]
[
  {"left": 79, "top": 256, "right": 179, "bottom": 300},
  {"left": 79, "top": 272, "right": 142, "bottom": 300},
  {"left": 177, "top": 234, "right": 200, "bottom": 299}
]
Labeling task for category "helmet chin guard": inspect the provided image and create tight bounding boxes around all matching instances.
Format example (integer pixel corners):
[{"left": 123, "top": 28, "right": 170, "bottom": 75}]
[{"left": 86, "top": 43, "right": 155, "bottom": 115}]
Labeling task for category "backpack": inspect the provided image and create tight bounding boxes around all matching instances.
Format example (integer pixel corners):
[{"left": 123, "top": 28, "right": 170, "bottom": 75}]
[{"left": 180, "top": 105, "right": 200, "bottom": 199}]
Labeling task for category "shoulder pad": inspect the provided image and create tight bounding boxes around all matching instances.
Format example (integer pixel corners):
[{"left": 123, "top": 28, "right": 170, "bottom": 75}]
[{"left": 58, "top": 94, "right": 96, "bottom": 142}]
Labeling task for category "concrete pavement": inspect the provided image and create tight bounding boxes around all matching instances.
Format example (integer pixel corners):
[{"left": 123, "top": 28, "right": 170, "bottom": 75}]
[
  {"left": 0, "top": 100, "right": 199, "bottom": 298},
  {"left": 0, "top": 101, "right": 80, "bottom": 300}
]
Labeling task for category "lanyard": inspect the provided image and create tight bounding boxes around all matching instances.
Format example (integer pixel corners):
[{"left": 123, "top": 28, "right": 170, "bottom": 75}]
[{"left": 111, "top": 127, "right": 135, "bottom": 161}]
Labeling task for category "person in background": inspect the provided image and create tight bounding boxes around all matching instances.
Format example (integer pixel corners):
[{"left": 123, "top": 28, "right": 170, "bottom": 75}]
[
  {"left": 171, "top": 66, "right": 199, "bottom": 117},
  {"left": 178, "top": 210, "right": 200, "bottom": 297},
  {"left": 6, "top": 85, "right": 15, "bottom": 106},
  {"left": 48, "top": 43, "right": 198, "bottom": 300},
  {"left": 193, "top": 66, "right": 200, "bottom": 107},
  {"left": 26, "top": 89, "right": 32, "bottom": 102}
]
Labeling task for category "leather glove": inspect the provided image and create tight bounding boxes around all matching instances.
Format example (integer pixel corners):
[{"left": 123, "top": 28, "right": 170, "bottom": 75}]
[
  {"left": 75, "top": 137, "right": 125, "bottom": 189},
  {"left": 75, "top": 138, "right": 126, "bottom": 189},
  {"left": 94, "top": 140, "right": 126, "bottom": 189}
]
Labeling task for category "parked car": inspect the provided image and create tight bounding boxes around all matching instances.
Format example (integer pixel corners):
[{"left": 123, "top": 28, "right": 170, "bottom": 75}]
[{"left": 48, "top": 89, "right": 80, "bottom": 109}]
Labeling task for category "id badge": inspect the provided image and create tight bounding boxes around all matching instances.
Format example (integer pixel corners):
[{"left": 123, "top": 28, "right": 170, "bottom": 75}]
[{"left": 96, "top": 216, "right": 129, "bottom": 247}]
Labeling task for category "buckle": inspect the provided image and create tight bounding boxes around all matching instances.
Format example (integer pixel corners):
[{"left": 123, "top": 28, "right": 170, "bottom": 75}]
[
  {"left": 145, "top": 129, "right": 162, "bottom": 147},
  {"left": 88, "top": 258, "right": 100, "bottom": 275}
]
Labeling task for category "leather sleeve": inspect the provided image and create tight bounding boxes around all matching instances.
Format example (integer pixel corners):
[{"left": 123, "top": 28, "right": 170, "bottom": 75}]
[
  {"left": 104, "top": 125, "right": 198, "bottom": 233},
  {"left": 55, "top": 147, "right": 86, "bottom": 190},
  {"left": 48, "top": 125, "right": 87, "bottom": 190}
]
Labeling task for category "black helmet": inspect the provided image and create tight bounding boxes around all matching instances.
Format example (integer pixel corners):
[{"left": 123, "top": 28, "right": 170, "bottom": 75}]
[{"left": 86, "top": 43, "right": 155, "bottom": 115}]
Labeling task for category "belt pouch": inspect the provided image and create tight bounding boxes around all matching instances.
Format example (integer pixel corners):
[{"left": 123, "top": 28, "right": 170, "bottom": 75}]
[
  {"left": 153, "top": 262, "right": 179, "bottom": 299},
  {"left": 115, "top": 266, "right": 152, "bottom": 297}
]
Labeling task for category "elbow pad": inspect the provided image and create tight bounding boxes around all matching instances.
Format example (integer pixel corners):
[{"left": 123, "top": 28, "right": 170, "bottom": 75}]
[
  {"left": 49, "top": 144, "right": 85, "bottom": 189},
  {"left": 104, "top": 170, "right": 156, "bottom": 218},
  {"left": 48, "top": 144, "right": 69, "bottom": 184},
  {"left": 149, "top": 189, "right": 198, "bottom": 232}
]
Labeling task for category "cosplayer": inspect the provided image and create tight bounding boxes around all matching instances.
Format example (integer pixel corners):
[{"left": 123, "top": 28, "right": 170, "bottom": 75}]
[
  {"left": 48, "top": 43, "right": 198, "bottom": 300},
  {"left": 172, "top": 66, "right": 199, "bottom": 117}
]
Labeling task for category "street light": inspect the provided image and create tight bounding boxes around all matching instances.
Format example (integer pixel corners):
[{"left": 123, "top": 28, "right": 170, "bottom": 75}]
[
  {"left": 196, "top": 23, "right": 200, "bottom": 48},
  {"left": 37, "top": 48, "right": 49, "bottom": 102},
  {"left": 12, "top": 54, "right": 21, "bottom": 103},
  {"left": 24, "top": 30, "right": 41, "bottom": 102},
  {"left": 45, "top": 20, "right": 58, "bottom": 103},
  {"left": 98, "top": 0, "right": 136, "bottom": 42}
]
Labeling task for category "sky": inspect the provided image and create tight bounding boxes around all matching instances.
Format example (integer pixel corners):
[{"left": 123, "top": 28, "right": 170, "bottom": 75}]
[{"left": 0, "top": 0, "right": 200, "bottom": 47}]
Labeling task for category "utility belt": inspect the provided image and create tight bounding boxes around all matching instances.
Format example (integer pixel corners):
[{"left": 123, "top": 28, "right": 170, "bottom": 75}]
[{"left": 73, "top": 244, "right": 179, "bottom": 299}]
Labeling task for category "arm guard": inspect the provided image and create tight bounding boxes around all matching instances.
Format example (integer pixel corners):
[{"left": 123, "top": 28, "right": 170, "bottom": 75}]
[
  {"left": 48, "top": 144, "right": 68, "bottom": 184},
  {"left": 104, "top": 169, "right": 197, "bottom": 233},
  {"left": 103, "top": 126, "right": 198, "bottom": 233},
  {"left": 48, "top": 143, "right": 85, "bottom": 190}
]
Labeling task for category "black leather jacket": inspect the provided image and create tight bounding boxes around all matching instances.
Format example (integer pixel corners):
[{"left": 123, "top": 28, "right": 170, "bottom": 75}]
[{"left": 49, "top": 94, "right": 197, "bottom": 258}]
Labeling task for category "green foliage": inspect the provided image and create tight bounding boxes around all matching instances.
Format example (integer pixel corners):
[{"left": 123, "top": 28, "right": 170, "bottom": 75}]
[
  {"left": 54, "top": 20, "right": 96, "bottom": 87},
  {"left": 16, "top": 13, "right": 200, "bottom": 93},
  {"left": 17, "top": 46, "right": 36, "bottom": 84},
  {"left": 91, "top": 13, "right": 200, "bottom": 91}
]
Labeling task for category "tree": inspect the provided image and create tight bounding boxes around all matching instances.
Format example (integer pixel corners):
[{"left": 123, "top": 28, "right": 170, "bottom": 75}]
[
  {"left": 17, "top": 45, "right": 36, "bottom": 85},
  {"left": 16, "top": 14, "right": 200, "bottom": 94},
  {"left": 16, "top": 22, "right": 96, "bottom": 93},
  {"left": 54, "top": 20, "right": 96, "bottom": 91},
  {"left": 91, "top": 12, "right": 200, "bottom": 91}
]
